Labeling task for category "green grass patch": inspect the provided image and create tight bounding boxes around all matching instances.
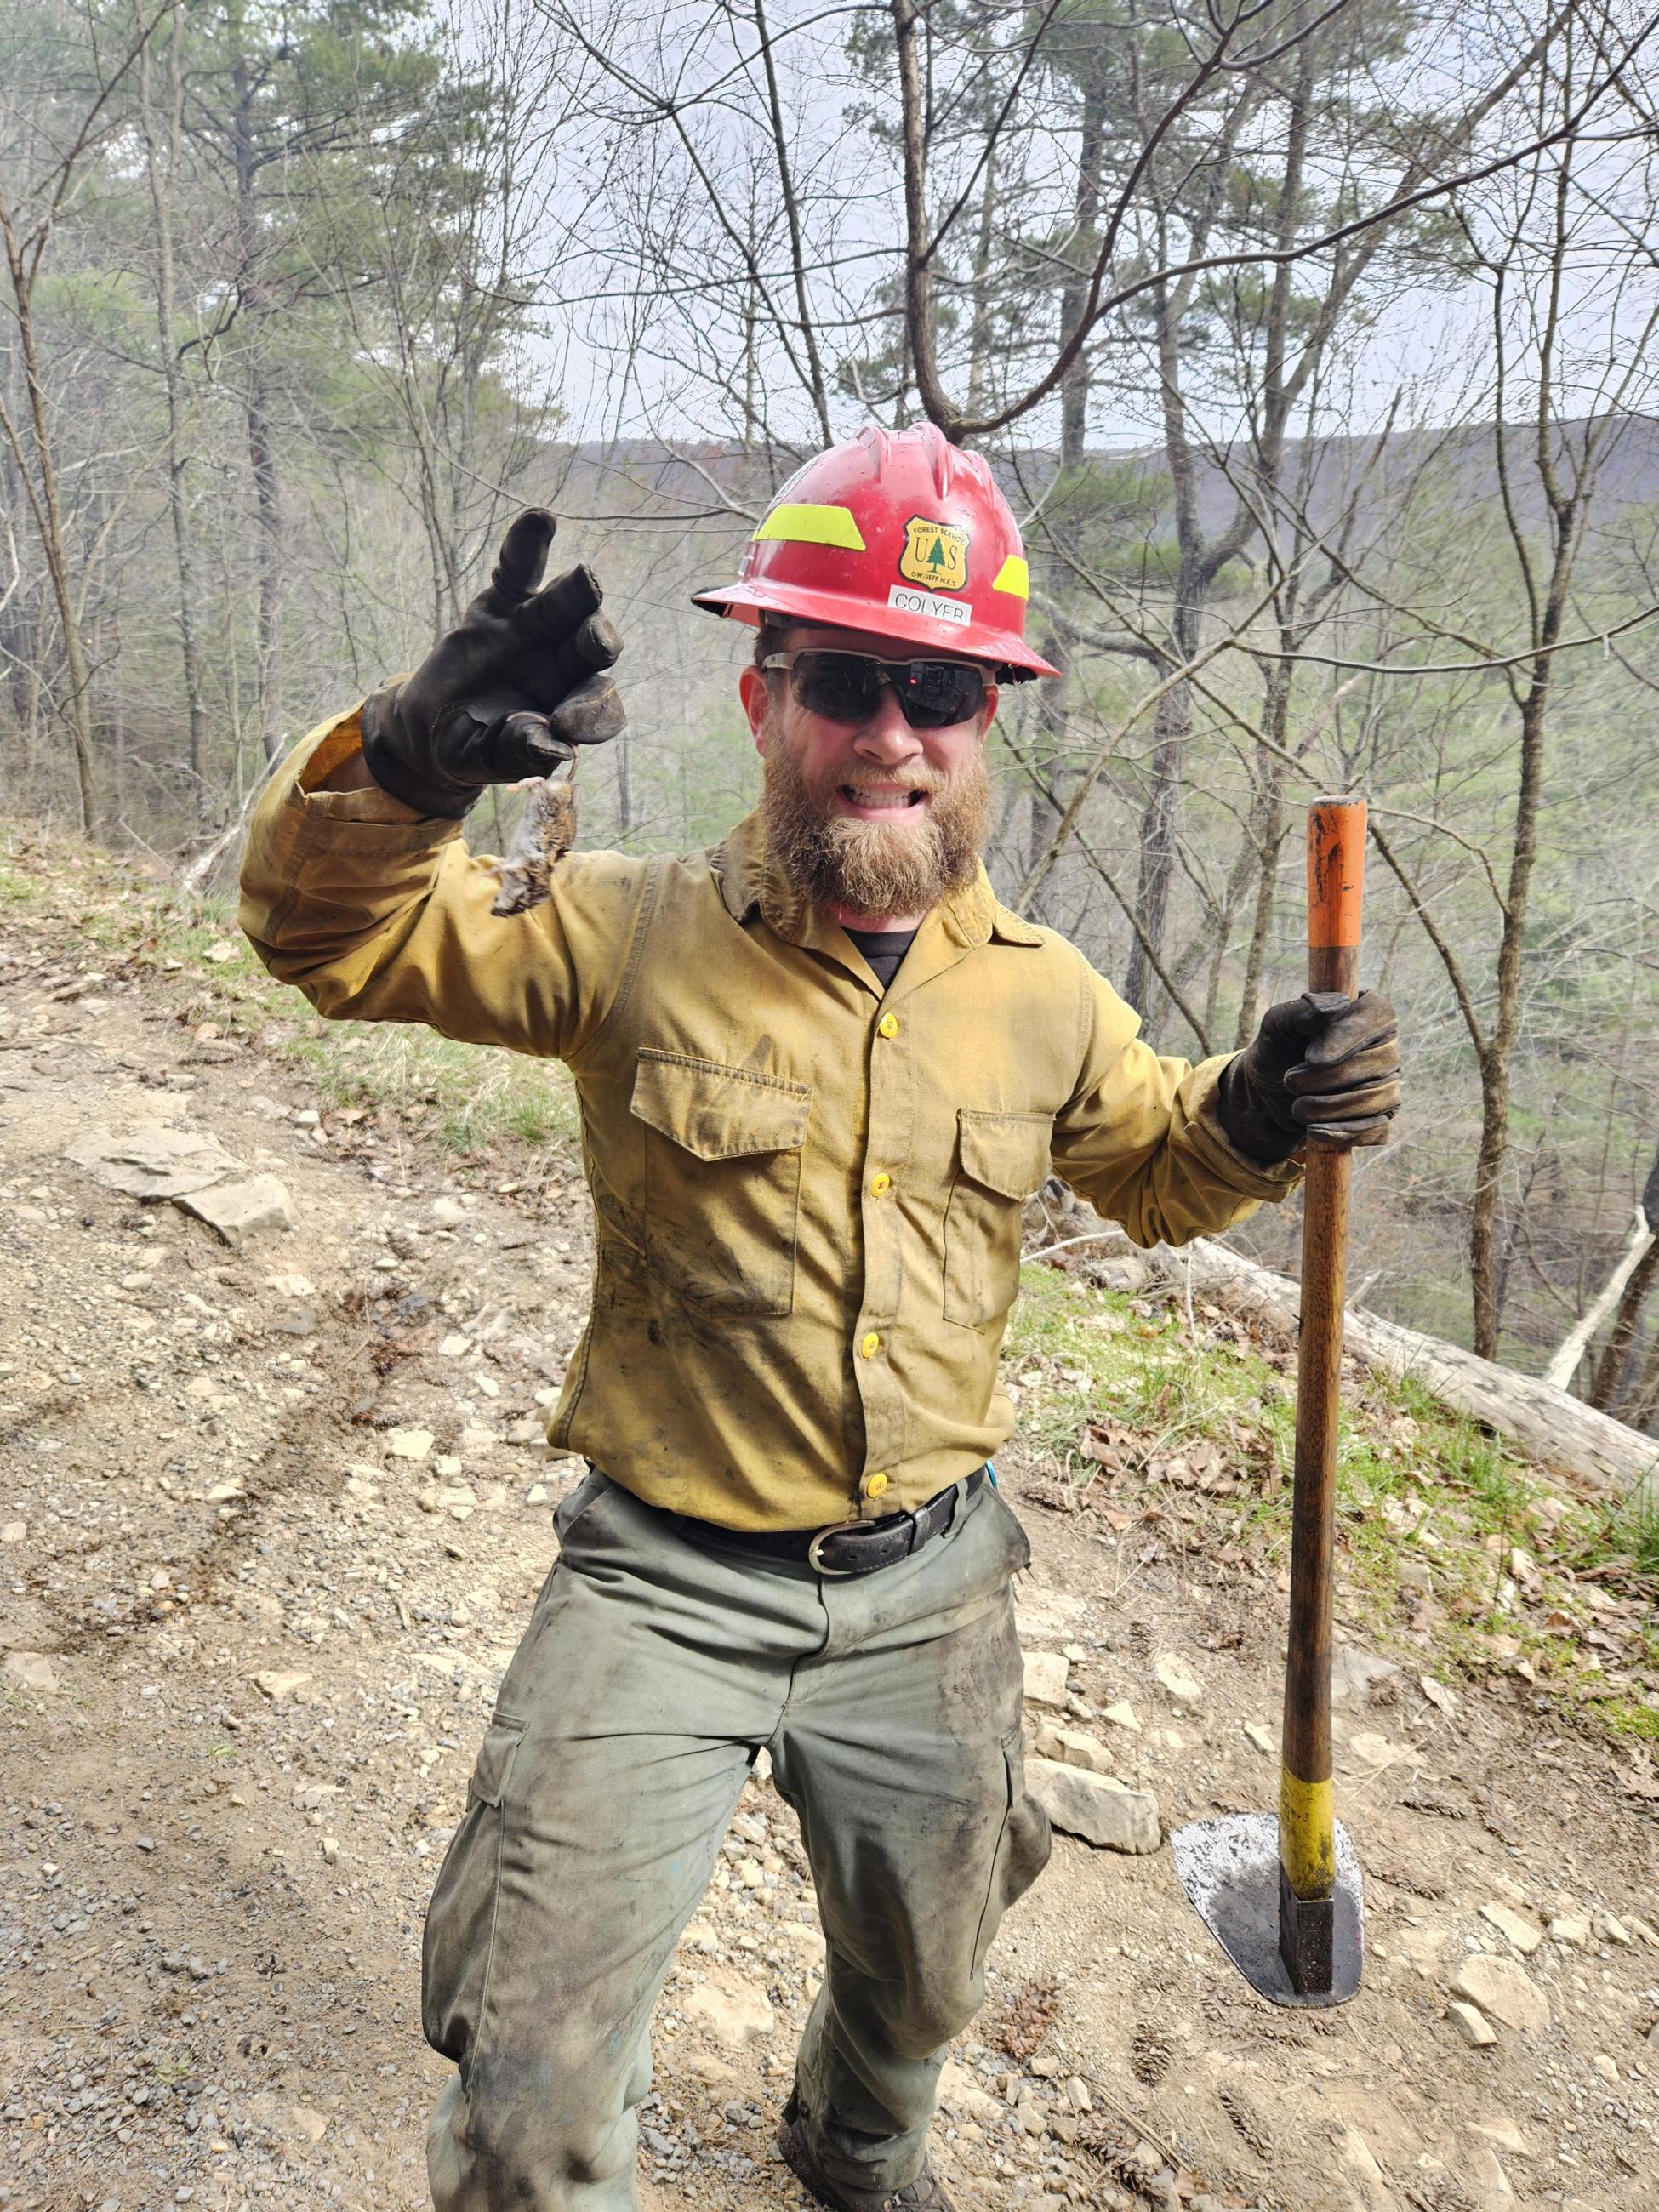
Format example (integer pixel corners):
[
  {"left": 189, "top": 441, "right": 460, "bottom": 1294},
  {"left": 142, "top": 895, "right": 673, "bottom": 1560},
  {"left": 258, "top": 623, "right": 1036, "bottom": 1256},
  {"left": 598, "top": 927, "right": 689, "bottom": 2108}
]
[
  {"left": 282, "top": 1025, "right": 579, "bottom": 1163},
  {"left": 1597, "top": 1485, "right": 1659, "bottom": 1578},
  {"left": 1005, "top": 1258, "right": 1656, "bottom": 1744},
  {"left": 1599, "top": 1698, "right": 1659, "bottom": 1741}
]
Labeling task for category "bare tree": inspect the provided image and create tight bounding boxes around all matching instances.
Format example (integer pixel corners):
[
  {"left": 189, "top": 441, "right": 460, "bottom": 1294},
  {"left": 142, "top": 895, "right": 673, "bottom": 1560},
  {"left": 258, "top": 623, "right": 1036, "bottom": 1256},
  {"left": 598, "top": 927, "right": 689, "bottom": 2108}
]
[
  {"left": 135, "top": 0, "right": 210, "bottom": 826},
  {"left": 0, "top": 0, "right": 163, "bottom": 831}
]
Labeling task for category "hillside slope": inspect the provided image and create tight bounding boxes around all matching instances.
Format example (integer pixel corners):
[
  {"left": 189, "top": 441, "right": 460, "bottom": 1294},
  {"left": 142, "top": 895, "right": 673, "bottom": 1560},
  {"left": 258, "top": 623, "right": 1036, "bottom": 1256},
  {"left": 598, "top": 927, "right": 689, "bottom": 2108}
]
[{"left": 1, "top": 827, "right": 1656, "bottom": 2212}]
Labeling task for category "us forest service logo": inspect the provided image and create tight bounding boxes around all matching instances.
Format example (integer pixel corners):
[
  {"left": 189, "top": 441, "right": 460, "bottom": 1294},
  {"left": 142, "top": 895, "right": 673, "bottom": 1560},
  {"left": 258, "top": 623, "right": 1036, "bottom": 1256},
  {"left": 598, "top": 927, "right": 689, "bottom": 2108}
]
[{"left": 898, "top": 516, "right": 970, "bottom": 595}]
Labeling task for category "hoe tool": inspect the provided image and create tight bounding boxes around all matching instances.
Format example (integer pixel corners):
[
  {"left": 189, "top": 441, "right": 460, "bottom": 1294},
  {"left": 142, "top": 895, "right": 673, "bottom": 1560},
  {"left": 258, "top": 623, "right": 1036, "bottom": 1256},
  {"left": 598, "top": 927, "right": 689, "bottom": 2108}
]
[{"left": 1171, "top": 795, "right": 1368, "bottom": 2007}]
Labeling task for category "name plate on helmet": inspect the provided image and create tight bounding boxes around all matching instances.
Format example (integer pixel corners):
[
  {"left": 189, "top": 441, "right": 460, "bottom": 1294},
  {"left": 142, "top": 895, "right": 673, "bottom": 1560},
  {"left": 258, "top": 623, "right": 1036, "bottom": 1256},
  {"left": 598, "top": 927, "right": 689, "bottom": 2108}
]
[{"left": 887, "top": 584, "right": 971, "bottom": 627}]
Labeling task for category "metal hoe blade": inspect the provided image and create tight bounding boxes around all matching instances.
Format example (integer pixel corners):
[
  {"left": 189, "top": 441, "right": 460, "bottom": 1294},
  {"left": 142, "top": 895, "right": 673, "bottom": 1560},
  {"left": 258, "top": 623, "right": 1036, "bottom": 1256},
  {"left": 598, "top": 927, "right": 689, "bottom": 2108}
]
[{"left": 1170, "top": 1813, "right": 1364, "bottom": 2009}]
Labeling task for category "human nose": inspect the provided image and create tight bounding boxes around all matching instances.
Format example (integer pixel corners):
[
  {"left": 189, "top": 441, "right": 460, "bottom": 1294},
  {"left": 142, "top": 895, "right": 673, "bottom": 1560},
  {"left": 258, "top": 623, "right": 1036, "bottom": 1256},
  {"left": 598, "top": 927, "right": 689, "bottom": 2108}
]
[{"left": 850, "top": 685, "right": 921, "bottom": 762}]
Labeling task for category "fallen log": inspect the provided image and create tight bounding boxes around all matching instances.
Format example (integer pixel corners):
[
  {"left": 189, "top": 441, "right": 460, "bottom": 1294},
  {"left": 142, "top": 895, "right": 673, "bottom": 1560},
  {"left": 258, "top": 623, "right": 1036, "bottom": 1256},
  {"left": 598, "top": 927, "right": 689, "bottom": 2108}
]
[{"left": 1023, "top": 1206, "right": 1659, "bottom": 1497}]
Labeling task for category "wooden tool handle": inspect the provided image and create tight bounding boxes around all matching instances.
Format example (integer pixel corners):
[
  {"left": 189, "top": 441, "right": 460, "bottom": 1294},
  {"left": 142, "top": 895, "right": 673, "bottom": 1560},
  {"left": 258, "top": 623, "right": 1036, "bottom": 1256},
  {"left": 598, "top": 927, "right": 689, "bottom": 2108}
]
[{"left": 1280, "top": 797, "right": 1367, "bottom": 1904}]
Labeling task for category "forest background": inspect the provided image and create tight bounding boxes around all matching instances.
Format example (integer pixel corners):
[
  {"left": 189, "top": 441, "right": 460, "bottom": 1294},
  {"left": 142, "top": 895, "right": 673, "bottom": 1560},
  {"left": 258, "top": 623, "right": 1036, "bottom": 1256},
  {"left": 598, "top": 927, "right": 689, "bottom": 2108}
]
[{"left": 4, "top": 0, "right": 1659, "bottom": 1413}]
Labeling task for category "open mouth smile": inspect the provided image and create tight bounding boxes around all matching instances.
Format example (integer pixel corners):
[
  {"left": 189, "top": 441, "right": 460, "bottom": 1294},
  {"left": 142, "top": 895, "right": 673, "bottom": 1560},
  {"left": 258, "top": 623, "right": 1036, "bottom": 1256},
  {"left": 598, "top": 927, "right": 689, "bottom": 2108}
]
[{"left": 836, "top": 786, "right": 930, "bottom": 815}]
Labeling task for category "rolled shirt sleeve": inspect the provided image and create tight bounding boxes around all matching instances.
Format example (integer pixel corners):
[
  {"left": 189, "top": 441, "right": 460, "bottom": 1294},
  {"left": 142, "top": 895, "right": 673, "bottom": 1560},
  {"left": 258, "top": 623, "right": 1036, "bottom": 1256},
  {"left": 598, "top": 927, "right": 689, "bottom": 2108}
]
[
  {"left": 1048, "top": 963, "right": 1302, "bottom": 1246},
  {"left": 238, "top": 710, "right": 653, "bottom": 1068}
]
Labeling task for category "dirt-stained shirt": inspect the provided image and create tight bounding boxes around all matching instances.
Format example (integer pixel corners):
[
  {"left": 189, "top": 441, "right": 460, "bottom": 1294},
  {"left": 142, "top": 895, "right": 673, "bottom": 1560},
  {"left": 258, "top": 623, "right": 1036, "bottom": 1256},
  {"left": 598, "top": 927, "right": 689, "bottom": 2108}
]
[{"left": 239, "top": 710, "right": 1301, "bottom": 1531}]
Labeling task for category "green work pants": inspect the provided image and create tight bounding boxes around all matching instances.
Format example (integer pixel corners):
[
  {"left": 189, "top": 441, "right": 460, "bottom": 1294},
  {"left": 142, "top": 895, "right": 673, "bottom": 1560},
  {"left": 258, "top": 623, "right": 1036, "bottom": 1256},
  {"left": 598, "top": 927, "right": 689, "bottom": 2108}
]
[{"left": 422, "top": 1468, "right": 1050, "bottom": 2209}]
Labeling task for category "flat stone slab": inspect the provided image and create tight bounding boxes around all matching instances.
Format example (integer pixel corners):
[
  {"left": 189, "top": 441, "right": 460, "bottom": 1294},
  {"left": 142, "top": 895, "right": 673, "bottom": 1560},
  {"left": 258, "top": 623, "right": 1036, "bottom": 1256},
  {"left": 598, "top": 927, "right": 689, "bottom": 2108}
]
[
  {"left": 179, "top": 1173, "right": 295, "bottom": 1246},
  {"left": 682, "top": 1967, "right": 774, "bottom": 2046},
  {"left": 1028, "top": 1758, "right": 1160, "bottom": 1853},
  {"left": 1033, "top": 1723, "right": 1113, "bottom": 1775},
  {"left": 1022, "top": 1650, "right": 1069, "bottom": 1707},
  {"left": 1479, "top": 1901, "right": 1544, "bottom": 1956},
  {"left": 66, "top": 1125, "right": 295, "bottom": 1245},
  {"left": 66, "top": 1124, "right": 242, "bottom": 1199},
  {"left": 1451, "top": 1953, "right": 1549, "bottom": 2034}
]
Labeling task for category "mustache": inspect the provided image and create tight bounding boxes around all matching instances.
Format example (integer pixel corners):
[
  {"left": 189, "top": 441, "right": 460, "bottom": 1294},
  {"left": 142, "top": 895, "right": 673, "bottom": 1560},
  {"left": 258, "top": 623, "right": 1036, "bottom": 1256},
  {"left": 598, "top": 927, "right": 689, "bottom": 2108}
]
[{"left": 830, "top": 765, "right": 948, "bottom": 796}]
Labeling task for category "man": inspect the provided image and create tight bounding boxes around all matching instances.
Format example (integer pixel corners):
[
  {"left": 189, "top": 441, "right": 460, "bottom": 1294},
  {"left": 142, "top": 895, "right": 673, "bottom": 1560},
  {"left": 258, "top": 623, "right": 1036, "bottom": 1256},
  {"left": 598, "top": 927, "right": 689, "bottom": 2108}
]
[{"left": 240, "top": 423, "right": 1400, "bottom": 2212}]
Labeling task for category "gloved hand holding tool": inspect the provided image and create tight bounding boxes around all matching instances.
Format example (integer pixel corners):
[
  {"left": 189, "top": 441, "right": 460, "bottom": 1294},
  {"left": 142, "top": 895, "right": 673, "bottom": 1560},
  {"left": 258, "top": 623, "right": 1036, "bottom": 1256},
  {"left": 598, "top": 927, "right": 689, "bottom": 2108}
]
[
  {"left": 1218, "top": 989, "right": 1400, "bottom": 1164},
  {"left": 360, "top": 509, "right": 624, "bottom": 911}
]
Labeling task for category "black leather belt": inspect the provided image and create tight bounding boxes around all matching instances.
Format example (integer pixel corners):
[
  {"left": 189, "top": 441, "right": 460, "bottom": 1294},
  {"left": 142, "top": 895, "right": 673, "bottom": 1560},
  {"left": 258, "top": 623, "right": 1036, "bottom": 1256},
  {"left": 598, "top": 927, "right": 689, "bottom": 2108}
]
[{"left": 670, "top": 1468, "right": 984, "bottom": 1579}]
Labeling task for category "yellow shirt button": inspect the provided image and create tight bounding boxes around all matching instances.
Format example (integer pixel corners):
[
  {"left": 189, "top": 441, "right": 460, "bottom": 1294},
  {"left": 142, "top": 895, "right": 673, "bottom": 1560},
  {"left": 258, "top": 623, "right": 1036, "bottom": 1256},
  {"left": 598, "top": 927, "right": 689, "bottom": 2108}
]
[
  {"left": 863, "top": 1472, "right": 890, "bottom": 1499},
  {"left": 859, "top": 1331, "right": 881, "bottom": 1359},
  {"left": 869, "top": 1172, "right": 892, "bottom": 1197},
  {"left": 877, "top": 1012, "right": 900, "bottom": 1040}
]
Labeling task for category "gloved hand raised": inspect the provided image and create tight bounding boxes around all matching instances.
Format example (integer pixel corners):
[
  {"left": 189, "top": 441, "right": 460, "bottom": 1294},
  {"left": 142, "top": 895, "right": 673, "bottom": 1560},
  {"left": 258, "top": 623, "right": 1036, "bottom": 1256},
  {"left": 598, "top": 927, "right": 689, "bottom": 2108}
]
[
  {"left": 360, "top": 510, "right": 624, "bottom": 819},
  {"left": 1217, "top": 991, "right": 1401, "bottom": 1165}
]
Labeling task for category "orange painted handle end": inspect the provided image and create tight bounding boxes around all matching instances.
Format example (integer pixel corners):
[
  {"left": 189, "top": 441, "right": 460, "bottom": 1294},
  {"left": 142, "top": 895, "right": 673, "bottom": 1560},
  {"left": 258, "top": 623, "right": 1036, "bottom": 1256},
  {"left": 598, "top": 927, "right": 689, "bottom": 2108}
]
[{"left": 1307, "top": 797, "right": 1367, "bottom": 953}]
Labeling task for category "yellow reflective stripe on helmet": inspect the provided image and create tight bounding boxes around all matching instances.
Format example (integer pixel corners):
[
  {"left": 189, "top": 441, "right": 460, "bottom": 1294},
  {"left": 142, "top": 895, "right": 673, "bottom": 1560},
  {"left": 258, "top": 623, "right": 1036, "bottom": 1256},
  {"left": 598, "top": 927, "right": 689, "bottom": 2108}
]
[
  {"left": 753, "top": 503, "right": 867, "bottom": 552},
  {"left": 991, "top": 555, "right": 1029, "bottom": 598}
]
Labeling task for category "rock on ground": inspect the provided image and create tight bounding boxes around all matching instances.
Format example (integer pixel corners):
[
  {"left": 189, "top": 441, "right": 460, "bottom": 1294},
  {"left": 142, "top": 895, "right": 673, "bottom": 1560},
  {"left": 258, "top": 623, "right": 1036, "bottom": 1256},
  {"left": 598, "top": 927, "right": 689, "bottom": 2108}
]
[
  {"left": 2, "top": 1649, "right": 60, "bottom": 1692},
  {"left": 1330, "top": 1644, "right": 1400, "bottom": 1706},
  {"left": 1449, "top": 2001, "right": 1497, "bottom": 2049},
  {"left": 682, "top": 1968, "right": 774, "bottom": 2047},
  {"left": 1021, "top": 1649, "right": 1069, "bottom": 1707},
  {"left": 1479, "top": 1901, "right": 1543, "bottom": 1956},
  {"left": 1451, "top": 1954, "right": 1550, "bottom": 2035},
  {"left": 1032, "top": 1722, "right": 1113, "bottom": 1774},
  {"left": 1027, "top": 1759, "right": 1160, "bottom": 1852},
  {"left": 66, "top": 1122, "right": 241, "bottom": 1197},
  {"left": 179, "top": 1171, "right": 295, "bottom": 1245},
  {"left": 1152, "top": 1654, "right": 1201, "bottom": 1706}
]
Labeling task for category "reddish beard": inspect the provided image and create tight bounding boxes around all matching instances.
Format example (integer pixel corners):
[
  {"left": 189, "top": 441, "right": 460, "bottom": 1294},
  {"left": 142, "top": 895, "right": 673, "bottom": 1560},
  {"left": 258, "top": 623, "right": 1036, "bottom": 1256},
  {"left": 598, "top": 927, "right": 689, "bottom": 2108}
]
[{"left": 760, "top": 725, "right": 991, "bottom": 918}]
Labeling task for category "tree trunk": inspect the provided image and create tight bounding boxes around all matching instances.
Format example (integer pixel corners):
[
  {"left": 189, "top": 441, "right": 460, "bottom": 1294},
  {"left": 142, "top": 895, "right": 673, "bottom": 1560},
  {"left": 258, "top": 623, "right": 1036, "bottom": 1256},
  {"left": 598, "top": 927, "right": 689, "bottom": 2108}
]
[
  {"left": 1126, "top": 272, "right": 1203, "bottom": 1018},
  {"left": 1235, "top": 669, "right": 1292, "bottom": 1046},
  {"left": 1026, "top": 627, "right": 1070, "bottom": 923},
  {"left": 1122, "top": 644, "right": 1191, "bottom": 1018},
  {"left": 1023, "top": 83, "right": 1101, "bottom": 922},
  {"left": 139, "top": 16, "right": 211, "bottom": 827},
  {"left": 231, "top": 37, "right": 284, "bottom": 762},
  {"left": 1629, "top": 1329, "right": 1659, "bottom": 1433},
  {"left": 245, "top": 374, "right": 283, "bottom": 761},
  {"left": 615, "top": 725, "right": 633, "bottom": 839},
  {"left": 0, "top": 210, "right": 99, "bottom": 834},
  {"left": 1589, "top": 1145, "right": 1659, "bottom": 1409},
  {"left": 965, "top": 129, "right": 999, "bottom": 422},
  {"left": 1058, "top": 79, "right": 1104, "bottom": 462},
  {"left": 1470, "top": 670, "right": 1552, "bottom": 1360},
  {"left": 0, "top": 392, "right": 38, "bottom": 738}
]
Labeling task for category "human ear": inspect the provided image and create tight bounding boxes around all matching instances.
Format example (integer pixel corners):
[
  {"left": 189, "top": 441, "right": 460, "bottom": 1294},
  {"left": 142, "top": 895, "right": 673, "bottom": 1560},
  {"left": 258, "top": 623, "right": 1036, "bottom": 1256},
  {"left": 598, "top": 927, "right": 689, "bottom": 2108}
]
[{"left": 738, "top": 663, "right": 771, "bottom": 755}]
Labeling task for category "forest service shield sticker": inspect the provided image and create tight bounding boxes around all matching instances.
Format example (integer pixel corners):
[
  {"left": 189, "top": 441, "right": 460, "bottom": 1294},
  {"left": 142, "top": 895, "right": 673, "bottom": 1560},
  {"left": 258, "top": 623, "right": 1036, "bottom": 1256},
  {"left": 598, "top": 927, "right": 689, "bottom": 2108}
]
[{"left": 898, "top": 516, "right": 970, "bottom": 594}]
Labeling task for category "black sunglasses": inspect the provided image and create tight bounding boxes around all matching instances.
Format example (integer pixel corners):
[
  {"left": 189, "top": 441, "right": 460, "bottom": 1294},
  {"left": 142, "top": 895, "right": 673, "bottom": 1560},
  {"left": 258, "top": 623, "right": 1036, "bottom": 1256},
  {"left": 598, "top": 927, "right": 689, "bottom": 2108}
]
[{"left": 761, "top": 650, "right": 991, "bottom": 730}]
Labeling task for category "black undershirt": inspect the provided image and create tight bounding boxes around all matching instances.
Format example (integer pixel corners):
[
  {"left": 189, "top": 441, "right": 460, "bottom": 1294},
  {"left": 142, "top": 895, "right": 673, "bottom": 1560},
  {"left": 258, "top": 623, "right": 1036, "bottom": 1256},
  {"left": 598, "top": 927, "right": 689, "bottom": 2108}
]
[{"left": 844, "top": 926, "right": 919, "bottom": 994}]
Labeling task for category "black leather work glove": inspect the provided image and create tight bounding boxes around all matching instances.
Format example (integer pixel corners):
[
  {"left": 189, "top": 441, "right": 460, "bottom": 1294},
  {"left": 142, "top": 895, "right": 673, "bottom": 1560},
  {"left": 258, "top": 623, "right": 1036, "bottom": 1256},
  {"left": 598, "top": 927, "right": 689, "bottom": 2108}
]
[
  {"left": 359, "top": 510, "right": 624, "bottom": 818},
  {"left": 1217, "top": 990, "right": 1401, "bottom": 1165}
]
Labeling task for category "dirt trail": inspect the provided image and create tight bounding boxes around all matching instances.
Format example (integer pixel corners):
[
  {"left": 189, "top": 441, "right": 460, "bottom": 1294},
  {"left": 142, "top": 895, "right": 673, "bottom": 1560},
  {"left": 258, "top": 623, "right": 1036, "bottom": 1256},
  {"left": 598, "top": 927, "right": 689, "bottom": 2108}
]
[{"left": 1, "top": 864, "right": 1656, "bottom": 2212}]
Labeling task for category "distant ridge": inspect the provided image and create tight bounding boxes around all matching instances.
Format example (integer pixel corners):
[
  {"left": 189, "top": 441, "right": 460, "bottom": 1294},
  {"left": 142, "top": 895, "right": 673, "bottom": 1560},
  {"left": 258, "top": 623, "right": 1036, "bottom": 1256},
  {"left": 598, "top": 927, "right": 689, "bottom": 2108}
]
[{"left": 542, "top": 414, "right": 1659, "bottom": 544}]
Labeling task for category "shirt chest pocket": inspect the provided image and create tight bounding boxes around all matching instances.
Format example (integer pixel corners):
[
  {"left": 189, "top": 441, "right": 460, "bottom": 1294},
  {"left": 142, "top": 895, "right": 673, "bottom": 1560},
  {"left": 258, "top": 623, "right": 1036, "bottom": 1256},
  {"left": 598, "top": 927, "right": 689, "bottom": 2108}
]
[
  {"left": 630, "top": 1050, "right": 812, "bottom": 1316},
  {"left": 944, "top": 1109, "right": 1053, "bottom": 1329}
]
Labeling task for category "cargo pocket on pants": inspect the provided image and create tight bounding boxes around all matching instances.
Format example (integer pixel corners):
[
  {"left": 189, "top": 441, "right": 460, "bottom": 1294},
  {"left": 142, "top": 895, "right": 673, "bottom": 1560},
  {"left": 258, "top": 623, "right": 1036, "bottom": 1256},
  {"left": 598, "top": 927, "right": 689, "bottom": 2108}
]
[
  {"left": 969, "top": 1732, "right": 1052, "bottom": 1979},
  {"left": 421, "top": 1714, "right": 526, "bottom": 2075}
]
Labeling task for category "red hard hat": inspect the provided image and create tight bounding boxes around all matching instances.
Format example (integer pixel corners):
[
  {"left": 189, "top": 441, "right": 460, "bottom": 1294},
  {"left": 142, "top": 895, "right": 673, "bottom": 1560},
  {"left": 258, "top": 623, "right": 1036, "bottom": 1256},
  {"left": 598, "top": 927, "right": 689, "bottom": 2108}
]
[{"left": 692, "top": 423, "right": 1058, "bottom": 678}]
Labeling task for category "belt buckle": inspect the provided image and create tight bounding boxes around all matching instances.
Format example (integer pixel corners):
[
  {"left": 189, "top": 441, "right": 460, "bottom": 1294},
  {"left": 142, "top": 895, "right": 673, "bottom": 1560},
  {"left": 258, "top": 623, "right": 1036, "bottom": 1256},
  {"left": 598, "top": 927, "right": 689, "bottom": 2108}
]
[{"left": 806, "top": 1516, "right": 871, "bottom": 1576}]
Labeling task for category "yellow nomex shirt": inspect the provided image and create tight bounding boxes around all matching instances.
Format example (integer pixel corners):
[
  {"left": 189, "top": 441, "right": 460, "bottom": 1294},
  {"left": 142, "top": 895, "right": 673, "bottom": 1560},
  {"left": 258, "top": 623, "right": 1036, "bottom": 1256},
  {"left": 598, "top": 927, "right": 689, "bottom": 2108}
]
[{"left": 239, "top": 712, "right": 1301, "bottom": 1531}]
